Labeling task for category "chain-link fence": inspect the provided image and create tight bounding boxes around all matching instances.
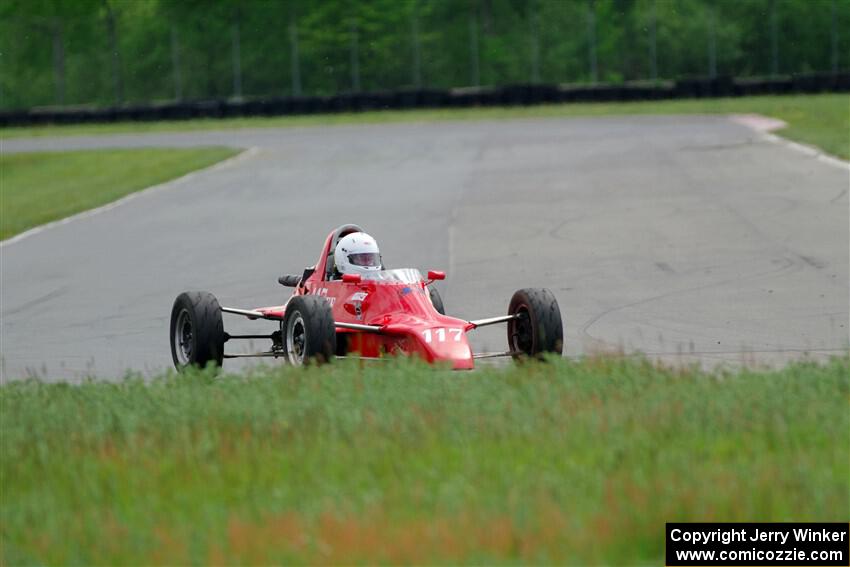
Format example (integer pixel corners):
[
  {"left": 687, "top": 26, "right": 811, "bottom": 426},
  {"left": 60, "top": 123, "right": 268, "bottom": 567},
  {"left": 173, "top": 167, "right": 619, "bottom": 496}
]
[{"left": 0, "top": 0, "right": 847, "bottom": 111}]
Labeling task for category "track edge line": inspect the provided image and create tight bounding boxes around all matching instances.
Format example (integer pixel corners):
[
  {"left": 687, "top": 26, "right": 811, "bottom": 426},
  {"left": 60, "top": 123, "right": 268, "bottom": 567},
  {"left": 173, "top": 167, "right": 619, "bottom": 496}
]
[{"left": 0, "top": 145, "right": 259, "bottom": 249}]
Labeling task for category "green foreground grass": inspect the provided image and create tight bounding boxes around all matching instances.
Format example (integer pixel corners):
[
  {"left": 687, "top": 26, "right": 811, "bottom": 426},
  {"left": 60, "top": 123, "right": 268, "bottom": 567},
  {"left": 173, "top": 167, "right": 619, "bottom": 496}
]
[
  {"left": 2, "top": 94, "right": 848, "bottom": 159},
  {"left": 0, "top": 147, "right": 238, "bottom": 240},
  {"left": 1, "top": 356, "right": 847, "bottom": 565}
]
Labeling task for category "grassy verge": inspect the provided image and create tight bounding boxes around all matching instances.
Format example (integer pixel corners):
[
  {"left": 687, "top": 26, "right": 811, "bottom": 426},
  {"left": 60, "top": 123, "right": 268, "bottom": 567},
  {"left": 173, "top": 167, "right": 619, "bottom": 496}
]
[
  {"left": 1, "top": 94, "right": 847, "bottom": 159},
  {"left": 0, "top": 147, "right": 239, "bottom": 240},
  {"left": 1, "top": 355, "right": 847, "bottom": 565}
]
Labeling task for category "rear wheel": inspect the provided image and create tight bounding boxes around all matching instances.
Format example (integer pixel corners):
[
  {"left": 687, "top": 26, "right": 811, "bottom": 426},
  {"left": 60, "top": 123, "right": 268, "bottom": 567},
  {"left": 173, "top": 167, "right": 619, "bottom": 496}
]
[
  {"left": 170, "top": 291, "right": 224, "bottom": 370},
  {"left": 429, "top": 286, "right": 446, "bottom": 315},
  {"left": 282, "top": 295, "right": 336, "bottom": 365},
  {"left": 507, "top": 288, "right": 563, "bottom": 359}
]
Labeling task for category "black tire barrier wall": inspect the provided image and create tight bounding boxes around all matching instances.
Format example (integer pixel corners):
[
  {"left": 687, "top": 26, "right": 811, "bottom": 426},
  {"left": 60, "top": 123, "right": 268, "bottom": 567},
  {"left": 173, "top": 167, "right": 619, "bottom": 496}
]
[{"left": 1, "top": 73, "right": 847, "bottom": 128}]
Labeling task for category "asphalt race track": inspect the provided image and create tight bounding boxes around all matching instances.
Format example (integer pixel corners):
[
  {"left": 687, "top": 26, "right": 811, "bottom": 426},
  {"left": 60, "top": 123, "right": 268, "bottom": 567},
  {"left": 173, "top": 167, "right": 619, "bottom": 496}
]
[{"left": 2, "top": 116, "right": 848, "bottom": 380}]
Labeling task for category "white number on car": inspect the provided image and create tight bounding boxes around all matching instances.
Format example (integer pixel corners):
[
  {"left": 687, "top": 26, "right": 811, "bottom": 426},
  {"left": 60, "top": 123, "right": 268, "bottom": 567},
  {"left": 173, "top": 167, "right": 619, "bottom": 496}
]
[{"left": 422, "top": 328, "right": 463, "bottom": 343}]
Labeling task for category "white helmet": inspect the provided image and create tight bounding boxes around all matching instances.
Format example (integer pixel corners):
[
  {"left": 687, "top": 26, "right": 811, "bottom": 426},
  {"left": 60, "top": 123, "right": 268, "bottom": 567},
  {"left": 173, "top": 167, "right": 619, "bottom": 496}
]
[{"left": 334, "top": 232, "right": 382, "bottom": 277}]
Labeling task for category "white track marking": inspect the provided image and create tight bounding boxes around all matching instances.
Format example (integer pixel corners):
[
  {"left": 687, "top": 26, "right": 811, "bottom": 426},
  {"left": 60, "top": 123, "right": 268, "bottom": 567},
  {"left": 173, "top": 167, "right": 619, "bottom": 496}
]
[
  {"left": 729, "top": 114, "right": 849, "bottom": 172},
  {"left": 0, "top": 146, "right": 260, "bottom": 248},
  {"left": 729, "top": 113, "right": 788, "bottom": 132},
  {"left": 760, "top": 133, "right": 850, "bottom": 171}
]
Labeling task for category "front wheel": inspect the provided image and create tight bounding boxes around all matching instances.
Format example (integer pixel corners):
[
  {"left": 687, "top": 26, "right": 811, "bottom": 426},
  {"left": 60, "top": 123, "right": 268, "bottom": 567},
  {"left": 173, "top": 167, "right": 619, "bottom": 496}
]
[
  {"left": 282, "top": 295, "right": 336, "bottom": 365},
  {"left": 429, "top": 286, "right": 446, "bottom": 315},
  {"left": 507, "top": 288, "right": 563, "bottom": 359},
  {"left": 170, "top": 291, "right": 224, "bottom": 370}
]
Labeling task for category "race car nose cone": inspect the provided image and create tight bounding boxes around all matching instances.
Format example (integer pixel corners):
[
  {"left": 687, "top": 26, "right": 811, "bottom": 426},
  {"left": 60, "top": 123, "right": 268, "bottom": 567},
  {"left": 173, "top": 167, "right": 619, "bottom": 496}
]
[{"left": 418, "top": 326, "right": 474, "bottom": 370}]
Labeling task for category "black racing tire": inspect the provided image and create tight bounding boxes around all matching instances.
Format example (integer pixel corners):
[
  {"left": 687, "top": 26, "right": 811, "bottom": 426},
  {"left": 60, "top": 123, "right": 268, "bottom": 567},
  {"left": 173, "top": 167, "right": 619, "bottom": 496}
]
[
  {"left": 170, "top": 291, "right": 225, "bottom": 370},
  {"left": 282, "top": 295, "right": 336, "bottom": 365},
  {"left": 429, "top": 286, "right": 446, "bottom": 315},
  {"left": 507, "top": 288, "right": 563, "bottom": 359}
]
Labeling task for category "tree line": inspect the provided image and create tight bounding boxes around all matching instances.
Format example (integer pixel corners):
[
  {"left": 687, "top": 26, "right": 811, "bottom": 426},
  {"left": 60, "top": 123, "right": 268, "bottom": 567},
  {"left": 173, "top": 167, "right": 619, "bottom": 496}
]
[{"left": 0, "top": 0, "right": 846, "bottom": 110}]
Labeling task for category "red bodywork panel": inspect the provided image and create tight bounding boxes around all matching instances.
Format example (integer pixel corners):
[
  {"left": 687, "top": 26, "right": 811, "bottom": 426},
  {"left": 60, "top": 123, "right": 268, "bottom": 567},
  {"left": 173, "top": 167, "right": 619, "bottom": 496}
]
[{"left": 254, "top": 228, "right": 475, "bottom": 369}]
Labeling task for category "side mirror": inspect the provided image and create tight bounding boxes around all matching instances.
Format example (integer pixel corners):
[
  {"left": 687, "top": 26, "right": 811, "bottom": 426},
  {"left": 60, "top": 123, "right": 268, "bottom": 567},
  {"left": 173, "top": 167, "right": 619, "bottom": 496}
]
[
  {"left": 342, "top": 273, "right": 362, "bottom": 284},
  {"left": 427, "top": 270, "right": 446, "bottom": 281},
  {"left": 278, "top": 275, "right": 300, "bottom": 287}
]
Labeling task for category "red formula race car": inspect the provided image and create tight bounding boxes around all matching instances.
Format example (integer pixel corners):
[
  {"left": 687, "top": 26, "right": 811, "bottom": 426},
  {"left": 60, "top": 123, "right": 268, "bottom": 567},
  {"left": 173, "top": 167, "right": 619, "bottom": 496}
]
[{"left": 170, "top": 224, "right": 563, "bottom": 370}]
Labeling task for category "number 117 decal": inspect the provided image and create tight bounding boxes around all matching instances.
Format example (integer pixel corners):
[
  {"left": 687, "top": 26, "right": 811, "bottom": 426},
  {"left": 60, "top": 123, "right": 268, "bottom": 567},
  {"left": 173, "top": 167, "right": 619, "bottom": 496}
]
[{"left": 422, "top": 328, "right": 463, "bottom": 343}]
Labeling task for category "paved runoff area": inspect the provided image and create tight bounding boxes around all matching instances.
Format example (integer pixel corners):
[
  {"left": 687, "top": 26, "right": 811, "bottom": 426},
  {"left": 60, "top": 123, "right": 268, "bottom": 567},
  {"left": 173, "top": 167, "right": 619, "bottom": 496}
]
[{"left": 2, "top": 115, "right": 848, "bottom": 380}]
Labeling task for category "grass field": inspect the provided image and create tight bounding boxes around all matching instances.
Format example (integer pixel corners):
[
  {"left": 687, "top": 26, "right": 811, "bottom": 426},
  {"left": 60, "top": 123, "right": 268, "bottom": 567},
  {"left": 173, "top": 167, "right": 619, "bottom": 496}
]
[
  {"left": 2, "top": 355, "right": 847, "bottom": 565},
  {"left": 1, "top": 94, "right": 847, "bottom": 159},
  {"left": 0, "top": 147, "right": 238, "bottom": 240}
]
